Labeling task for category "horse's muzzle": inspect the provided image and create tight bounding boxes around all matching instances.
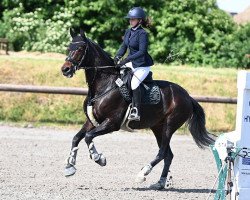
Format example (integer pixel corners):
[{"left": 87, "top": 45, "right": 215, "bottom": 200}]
[{"left": 61, "top": 66, "right": 74, "bottom": 78}]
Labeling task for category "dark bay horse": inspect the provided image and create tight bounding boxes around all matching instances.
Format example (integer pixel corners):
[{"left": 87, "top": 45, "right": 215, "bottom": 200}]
[{"left": 61, "top": 29, "right": 215, "bottom": 190}]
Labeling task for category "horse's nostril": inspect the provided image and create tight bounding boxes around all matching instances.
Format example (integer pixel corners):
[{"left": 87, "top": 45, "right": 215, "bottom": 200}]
[{"left": 63, "top": 67, "right": 70, "bottom": 73}]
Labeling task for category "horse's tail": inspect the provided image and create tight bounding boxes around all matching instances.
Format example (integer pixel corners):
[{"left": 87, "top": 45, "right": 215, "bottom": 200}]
[{"left": 187, "top": 97, "right": 216, "bottom": 149}]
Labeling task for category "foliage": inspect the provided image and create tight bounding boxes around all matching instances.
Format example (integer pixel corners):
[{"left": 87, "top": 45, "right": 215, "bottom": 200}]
[
  {"left": 0, "top": 0, "right": 249, "bottom": 67},
  {"left": 151, "top": 0, "right": 237, "bottom": 66},
  {"left": 63, "top": 0, "right": 165, "bottom": 55},
  {"left": 217, "top": 23, "right": 250, "bottom": 68},
  {"left": 2, "top": 2, "right": 72, "bottom": 52}
]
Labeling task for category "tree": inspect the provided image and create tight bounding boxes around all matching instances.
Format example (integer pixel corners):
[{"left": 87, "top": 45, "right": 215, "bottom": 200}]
[
  {"left": 64, "top": 0, "right": 166, "bottom": 55},
  {"left": 0, "top": 0, "right": 249, "bottom": 68},
  {"left": 217, "top": 23, "right": 250, "bottom": 68},
  {"left": 151, "top": 0, "right": 237, "bottom": 66}
]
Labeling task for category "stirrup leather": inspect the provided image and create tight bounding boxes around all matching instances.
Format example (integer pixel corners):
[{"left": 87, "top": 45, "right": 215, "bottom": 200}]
[{"left": 128, "top": 107, "right": 140, "bottom": 121}]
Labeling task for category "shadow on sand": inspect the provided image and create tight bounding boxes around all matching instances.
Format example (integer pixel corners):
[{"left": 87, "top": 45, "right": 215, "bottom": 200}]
[{"left": 131, "top": 187, "right": 216, "bottom": 193}]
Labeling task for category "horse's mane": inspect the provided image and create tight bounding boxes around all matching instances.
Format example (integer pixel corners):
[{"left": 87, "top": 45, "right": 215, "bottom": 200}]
[{"left": 87, "top": 39, "right": 114, "bottom": 65}]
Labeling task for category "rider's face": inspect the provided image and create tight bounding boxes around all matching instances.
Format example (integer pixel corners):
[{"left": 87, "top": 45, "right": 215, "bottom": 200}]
[{"left": 129, "top": 18, "right": 141, "bottom": 28}]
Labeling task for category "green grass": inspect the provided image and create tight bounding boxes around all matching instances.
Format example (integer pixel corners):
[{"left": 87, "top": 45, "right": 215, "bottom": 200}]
[{"left": 0, "top": 53, "right": 241, "bottom": 132}]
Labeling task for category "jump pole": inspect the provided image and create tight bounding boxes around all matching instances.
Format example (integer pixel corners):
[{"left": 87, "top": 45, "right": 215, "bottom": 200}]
[
  {"left": 233, "top": 70, "right": 250, "bottom": 199},
  {"left": 212, "top": 70, "right": 250, "bottom": 200}
]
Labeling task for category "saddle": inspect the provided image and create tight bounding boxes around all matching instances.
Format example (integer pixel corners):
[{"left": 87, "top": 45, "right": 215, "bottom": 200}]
[{"left": 115, "top": 67, "right": 161, "bottom": 105}]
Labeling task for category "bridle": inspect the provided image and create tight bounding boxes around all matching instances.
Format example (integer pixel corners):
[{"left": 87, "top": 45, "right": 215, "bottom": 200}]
[
  {"left": 66, "top": 40, "right": 116, "bottom": 71},
  {"left": 65, "top": 39, "right": 120, "bottom": 102},
  {"left": 65, "top": 41, "right": 89, "bottom": 71}
]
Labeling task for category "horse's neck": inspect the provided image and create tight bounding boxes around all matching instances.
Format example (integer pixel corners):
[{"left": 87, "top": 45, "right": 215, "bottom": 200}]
[
  {"left": 97, "top": 72, "right": 117, "bottom": 89},
  {"left": 85, "top": 42, "right": 117, "bottom": 97},
  {"left": 85, "top": 70, "right": 118, "bottom": 102},
  {"left": 89, "top": 40, "right": 114, "bottom": 67}
]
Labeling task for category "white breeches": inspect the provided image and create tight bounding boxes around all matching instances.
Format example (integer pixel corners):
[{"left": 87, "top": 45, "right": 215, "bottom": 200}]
[{"left": 124, "top": 62, "right": 151, "bottom": 90}]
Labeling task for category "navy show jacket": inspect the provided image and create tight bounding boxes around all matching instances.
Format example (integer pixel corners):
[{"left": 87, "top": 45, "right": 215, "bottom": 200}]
[{"left": 116, "top": 26, "right": 154, "bottom": 68}]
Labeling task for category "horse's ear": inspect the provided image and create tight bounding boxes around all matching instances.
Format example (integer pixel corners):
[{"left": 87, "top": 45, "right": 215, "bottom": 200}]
[
  {"left": 70, "top": 28, "right": 77, "bottom": 38},
  {"left": 80, "top": 28, "right": 87, "bottom": 40}
]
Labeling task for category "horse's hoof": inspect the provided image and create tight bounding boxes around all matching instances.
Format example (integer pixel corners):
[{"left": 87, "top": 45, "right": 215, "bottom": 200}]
[
  {"left": 149, "top": 176, "right": 172, "bottom": 190},
  {"left": 64, "top": 165, "right": 77, "bottom": 177},
  {"left": 135, "top": 175, "right": 146, "bottom": 183},
  {"left": 95, "top": 154, "right": 106, "bottom": 166},
  {"left": 149, "top": 182, "right": 165, "bottom": 190}
]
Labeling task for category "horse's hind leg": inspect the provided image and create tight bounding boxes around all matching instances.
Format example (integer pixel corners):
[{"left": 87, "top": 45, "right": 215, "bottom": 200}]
[
  {"left": 65, "top": 120, "right": 94, "bottom": 177},
  {"left": 135, "top": 123, "right": 171, "bottom": 185},
  {"left": 149, "top": 146, "right": 173, "bottom": 190},
  {"left": 136, "top": 117, "right": 185, "bottom": 190},
  {"left": 146, "top": 124, "right": 174, "bottom": 189}
]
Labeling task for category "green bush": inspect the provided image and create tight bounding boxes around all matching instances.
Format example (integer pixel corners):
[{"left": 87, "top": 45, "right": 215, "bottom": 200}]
[
  {"left": 0, "top": 0, "right": 250, "bottom": 68},
  {"left": 151, "top": 0, "right": 237, "bottom": 67},
  {"left": 3, "top": 3, "right": 72, "bottom": 52},
  {"left": 217, "top": 23, "right": 250, "bottom": 68}
]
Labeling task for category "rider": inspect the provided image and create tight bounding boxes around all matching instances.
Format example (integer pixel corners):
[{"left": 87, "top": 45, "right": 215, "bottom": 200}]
[{"left": 114, "top": 7, "right": 154, "bottom": 121}]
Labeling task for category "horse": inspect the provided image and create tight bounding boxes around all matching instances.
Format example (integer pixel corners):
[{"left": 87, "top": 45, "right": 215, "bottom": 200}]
[{"left": 61, "top": 28, "right": 215, "bottom": 190}]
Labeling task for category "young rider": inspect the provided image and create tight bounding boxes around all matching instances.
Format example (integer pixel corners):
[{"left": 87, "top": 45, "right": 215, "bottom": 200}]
[{"left": 114, "top": 7, "right": 154, "bottom": 121}]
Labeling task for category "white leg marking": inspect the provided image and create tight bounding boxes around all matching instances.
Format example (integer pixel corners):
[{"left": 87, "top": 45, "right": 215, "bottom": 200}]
[{"left": 135, "top": 164, "right": 153, "bottom": 183}]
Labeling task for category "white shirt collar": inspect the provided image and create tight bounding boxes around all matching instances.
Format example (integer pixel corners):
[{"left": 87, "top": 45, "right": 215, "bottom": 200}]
[{"left": 132, "top": 24, "right": 141, "bottom": 31}]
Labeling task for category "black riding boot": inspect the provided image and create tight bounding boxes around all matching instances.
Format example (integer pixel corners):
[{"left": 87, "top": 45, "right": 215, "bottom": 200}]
[{"left": 128, "top": 87, "right": 141, "bottom": 121}]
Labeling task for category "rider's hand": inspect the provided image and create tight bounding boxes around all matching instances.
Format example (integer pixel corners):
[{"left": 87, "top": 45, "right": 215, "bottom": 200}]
[
  {"left": 114, "top": 56, "right": 121, "bottom": 65},
  {"left": 118, "top": 58, "right": 128, "bottom": 67}
]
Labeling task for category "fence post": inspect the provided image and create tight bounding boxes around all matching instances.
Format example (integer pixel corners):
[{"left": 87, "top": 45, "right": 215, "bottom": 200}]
[{"left": 0, "top": 38, "right": 9, "bottom": 55}]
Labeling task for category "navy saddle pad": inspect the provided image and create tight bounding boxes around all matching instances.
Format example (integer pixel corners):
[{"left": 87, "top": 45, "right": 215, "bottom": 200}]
[{"left": 117, "top": 70, "right": 161, "bottom": 105}]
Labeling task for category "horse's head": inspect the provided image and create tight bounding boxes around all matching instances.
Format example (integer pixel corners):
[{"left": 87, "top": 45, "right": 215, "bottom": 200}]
[{"left": 61, "top": 28, "right": 88, "bottom": 78}]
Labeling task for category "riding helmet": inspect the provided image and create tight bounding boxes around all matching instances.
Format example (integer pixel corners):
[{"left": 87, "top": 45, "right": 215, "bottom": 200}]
[{"left": 124, "top": 7, "right": 146, "bottom": 19}]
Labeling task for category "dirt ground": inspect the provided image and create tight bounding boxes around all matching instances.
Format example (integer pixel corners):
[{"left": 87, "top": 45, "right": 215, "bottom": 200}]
[{"left": 0, "top": 125, "right": 218, "bottom": 200}]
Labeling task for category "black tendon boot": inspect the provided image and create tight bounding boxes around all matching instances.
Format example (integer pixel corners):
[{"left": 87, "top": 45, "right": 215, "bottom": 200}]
[{"left": 128, "top": 87, "right": 141, "bottom": 121}]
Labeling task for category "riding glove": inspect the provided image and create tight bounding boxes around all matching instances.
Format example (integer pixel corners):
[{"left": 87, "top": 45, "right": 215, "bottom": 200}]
[
  {"left": 116, "top": 58, "right": 129, "bottom": 68},
  {"left": 114, "top": 56, "right": 122, "bottom": 65}
]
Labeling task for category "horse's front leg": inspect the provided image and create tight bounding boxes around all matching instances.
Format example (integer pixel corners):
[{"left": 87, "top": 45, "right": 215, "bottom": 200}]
[
  {"left": 65, "top": 120, "right": 94, "bottom": 177},
  {"left": 85, "top": 118, "right": 119, "bottom": 166}
]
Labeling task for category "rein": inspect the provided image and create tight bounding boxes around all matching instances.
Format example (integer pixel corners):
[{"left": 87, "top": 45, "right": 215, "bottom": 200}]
[
  {"left": 79, "top": 65, "right": 117, "bottom": 70},
  {"left": 86, "top": 65, "right": 120, "bottom": 104},
  {"left": 89, "top": 85, "right": 118, "bottom": 103}
]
